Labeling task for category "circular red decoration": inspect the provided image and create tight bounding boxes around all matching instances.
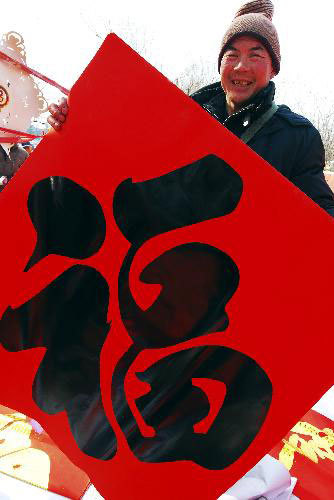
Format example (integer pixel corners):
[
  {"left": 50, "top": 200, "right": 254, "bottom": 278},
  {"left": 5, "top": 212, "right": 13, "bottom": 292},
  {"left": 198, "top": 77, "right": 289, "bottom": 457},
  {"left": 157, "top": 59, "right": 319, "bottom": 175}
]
[{"left": 0, "top": 86, "right": 9, "bottom": 108}]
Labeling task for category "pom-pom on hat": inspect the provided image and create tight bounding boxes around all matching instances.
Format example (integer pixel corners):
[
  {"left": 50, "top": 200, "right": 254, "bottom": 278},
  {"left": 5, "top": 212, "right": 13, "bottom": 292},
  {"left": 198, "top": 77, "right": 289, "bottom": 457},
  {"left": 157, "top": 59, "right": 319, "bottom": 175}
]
[{"left": 218, "top": 0, "right": 280, "bottom": 74}]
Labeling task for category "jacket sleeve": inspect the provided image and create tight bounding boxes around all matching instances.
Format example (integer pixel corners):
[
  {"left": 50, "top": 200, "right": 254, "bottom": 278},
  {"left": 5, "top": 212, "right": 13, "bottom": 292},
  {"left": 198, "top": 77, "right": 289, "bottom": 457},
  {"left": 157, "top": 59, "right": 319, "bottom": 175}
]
[
  {"left": 0, "top": 146, "right": 28, "bottom": 178},
  {"left": 12, "top": 146, "right": 28, "bottom": 175},
  {"left": 290, "top": 127, "right": 334, "bottom": 217}
]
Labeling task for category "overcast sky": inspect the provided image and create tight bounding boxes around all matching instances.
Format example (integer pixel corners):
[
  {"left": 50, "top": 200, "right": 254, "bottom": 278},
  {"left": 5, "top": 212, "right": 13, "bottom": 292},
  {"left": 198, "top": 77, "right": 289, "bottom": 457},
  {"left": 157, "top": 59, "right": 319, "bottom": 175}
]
[{"left": 0, "top": 0, "right": 333, "bottom": 121}]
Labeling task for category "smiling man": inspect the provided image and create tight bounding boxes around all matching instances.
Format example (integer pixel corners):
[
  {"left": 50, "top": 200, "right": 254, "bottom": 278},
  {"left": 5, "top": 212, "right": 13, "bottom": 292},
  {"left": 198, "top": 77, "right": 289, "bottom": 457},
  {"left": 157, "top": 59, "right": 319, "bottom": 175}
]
[{"left": 191, "top": 0, "right": 334, "bottom": 216}]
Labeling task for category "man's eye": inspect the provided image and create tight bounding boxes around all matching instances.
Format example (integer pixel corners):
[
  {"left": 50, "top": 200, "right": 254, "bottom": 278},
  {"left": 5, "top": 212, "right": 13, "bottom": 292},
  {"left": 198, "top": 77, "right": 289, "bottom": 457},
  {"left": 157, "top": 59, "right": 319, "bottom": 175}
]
[
  {"left": 226, "top": 53, "right": 237, "bottom": 58},
  {"left": 250, "top": 54, "right": 262, "bottom": 58}
]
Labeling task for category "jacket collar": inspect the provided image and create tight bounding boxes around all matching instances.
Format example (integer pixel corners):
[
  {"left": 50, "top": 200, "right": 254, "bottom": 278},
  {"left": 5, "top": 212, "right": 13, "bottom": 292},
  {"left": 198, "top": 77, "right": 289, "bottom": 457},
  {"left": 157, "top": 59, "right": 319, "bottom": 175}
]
[{"left": 203, "top": 81, "right": 276, "bottom": 138}]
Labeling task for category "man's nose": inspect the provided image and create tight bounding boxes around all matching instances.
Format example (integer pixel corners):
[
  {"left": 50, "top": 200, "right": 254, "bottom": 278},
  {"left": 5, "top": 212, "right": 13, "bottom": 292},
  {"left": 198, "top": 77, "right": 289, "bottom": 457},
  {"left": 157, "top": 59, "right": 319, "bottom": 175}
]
[{"left": 234, "top": 57, "right": 249, "bottom": 71}]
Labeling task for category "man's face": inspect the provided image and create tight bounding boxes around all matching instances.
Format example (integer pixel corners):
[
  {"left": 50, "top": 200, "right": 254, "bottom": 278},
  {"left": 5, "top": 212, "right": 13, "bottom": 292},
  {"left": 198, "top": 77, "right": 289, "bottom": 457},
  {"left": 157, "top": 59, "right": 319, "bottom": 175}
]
[
  {"left": 23, "top": 145, "right": 33, "bottom": 154},
  {"left": 220, "top": 35, "right": 275, "bottom": 115}
]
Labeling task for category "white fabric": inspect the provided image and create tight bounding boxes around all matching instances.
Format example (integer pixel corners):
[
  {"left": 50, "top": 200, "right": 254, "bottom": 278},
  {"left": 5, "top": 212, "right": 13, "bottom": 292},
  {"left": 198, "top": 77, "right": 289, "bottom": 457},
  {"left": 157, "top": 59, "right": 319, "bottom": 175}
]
[
  {"left": 0, "top": 470, "right": 69, "bottom": 499},
  {"left": 82, "top": 484, "right": 105, "bottom": 499},
  {"left": 312, "top": 385, "right": 334, "bottom": 420},
  {"left": 218, "top": 455, "right": 298, "bottom": 500}
]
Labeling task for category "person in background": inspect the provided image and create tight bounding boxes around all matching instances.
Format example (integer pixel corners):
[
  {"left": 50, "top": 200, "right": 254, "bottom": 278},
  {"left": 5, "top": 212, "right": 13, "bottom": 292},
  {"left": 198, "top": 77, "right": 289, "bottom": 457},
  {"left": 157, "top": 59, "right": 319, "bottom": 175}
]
[
  {"left": 22, "top": 142, "right": 34, "bottom": 155},
  {"left": 0, "top": 143, "right": 28, "bottom": 191}
]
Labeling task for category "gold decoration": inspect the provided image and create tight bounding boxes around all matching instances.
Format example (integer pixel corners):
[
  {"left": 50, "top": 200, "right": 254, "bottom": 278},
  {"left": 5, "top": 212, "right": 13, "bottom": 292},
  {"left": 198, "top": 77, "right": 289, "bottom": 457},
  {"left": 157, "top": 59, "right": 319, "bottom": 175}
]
[
  {"left": 0, "top": 412, "right": 50, "bottom": 490},
  {"left": 0, "top": 449, "right": 50, "bottom": 490},
  {"left": 279, "top": 420, "right": 334, "bottom": 470}
]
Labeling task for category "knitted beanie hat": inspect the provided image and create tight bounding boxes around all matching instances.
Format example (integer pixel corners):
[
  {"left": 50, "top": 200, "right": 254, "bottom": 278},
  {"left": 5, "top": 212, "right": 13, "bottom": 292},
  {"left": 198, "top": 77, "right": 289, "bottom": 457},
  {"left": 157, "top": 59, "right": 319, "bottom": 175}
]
[{"left": 218, "top": 0, "right": 280, "bottom": 74}]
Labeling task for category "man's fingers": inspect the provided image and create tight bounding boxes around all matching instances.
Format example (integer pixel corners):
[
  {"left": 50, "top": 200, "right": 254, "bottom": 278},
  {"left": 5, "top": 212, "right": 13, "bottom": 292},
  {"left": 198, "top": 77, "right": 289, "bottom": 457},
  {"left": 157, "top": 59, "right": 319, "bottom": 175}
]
[
  {"left": 58, "top": 97, "right": 69, "bottom": 115},
  {"left": 47, "top": 97, "right": 68, "bottom": 131},
  {"left": 47, "top": 115, "right": 62, "bottom": 131},
  {"left": 48, "top": 103, "right": 57, "bottom": 112},
  {"left": 48, "top": 103, "right": 61, "bottom": 117},
  {"left": 48, "top": 103, "right": 66, "bottom": 122}
]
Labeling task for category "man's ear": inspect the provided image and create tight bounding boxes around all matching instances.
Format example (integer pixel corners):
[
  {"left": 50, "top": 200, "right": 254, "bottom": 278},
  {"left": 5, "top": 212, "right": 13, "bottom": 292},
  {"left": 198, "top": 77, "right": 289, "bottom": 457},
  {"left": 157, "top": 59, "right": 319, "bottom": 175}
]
[{"left": 270, "top": 65, "right": 276, "bottom": 79}]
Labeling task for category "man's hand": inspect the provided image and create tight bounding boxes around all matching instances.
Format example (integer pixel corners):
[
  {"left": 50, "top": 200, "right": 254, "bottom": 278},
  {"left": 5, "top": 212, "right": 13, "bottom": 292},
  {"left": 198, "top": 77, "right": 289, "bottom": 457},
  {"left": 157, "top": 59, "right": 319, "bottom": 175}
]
[{"left": 47, "top": 97, "right": 68, "bottom": 131}]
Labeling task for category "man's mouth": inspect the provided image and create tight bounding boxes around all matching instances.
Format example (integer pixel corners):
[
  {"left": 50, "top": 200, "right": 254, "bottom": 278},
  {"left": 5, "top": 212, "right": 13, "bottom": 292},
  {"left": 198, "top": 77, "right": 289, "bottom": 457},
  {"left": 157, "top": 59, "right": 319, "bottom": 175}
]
[{"left": 231, "top": 80, "right": 253, "bottom": 87}]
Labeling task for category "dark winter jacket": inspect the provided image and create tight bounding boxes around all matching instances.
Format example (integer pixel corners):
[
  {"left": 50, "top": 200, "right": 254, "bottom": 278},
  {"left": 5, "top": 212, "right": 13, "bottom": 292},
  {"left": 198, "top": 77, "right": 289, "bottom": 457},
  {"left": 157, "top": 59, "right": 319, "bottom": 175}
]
[
  {"left": 0, "top": 144, "right": 28, "bottom": 191},
  {"left": 191, "top": 81, "right": 334, "bottom": 217}
]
